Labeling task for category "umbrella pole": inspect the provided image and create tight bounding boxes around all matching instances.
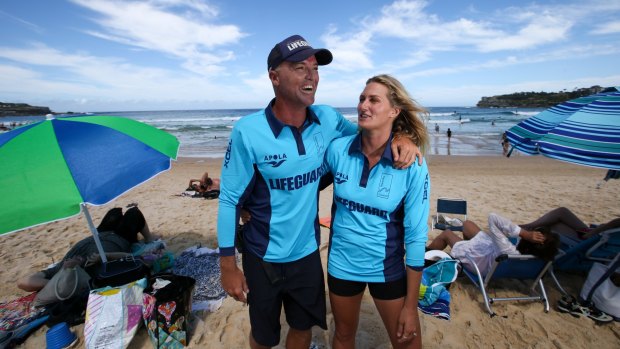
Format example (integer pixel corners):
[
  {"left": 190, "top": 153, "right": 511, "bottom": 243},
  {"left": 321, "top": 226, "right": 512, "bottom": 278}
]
[{"left": 81, "top": 203, "right": 108, "bottom": 263}]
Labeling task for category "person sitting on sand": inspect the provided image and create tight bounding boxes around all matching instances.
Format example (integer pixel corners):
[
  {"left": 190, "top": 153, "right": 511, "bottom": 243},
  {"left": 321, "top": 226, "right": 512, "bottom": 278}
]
[
  {"left": 188, "top": 172, "right": 220, "bottom": 193},
  {"left": 17, "top": 205, "right": 159, "bottom": 292},
  {"left": 519, "top": 206, "right": 620, "bottom": 241},
  {"left": 426, "top": 213, "right": 559, "bottom": 275}
]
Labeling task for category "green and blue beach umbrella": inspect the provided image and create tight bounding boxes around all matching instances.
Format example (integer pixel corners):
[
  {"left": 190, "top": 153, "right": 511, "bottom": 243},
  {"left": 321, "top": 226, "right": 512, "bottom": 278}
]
[
  {"left": 506, "top": 87, "right": 620, "bottom": 170},
  {"left": 0, "top": 115, "right": 179, "bottom": 260}
]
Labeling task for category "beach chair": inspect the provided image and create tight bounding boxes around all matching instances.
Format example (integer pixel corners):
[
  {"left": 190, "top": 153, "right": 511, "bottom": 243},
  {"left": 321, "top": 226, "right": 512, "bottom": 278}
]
[
  {"left": 460, "top": 252, "right": 553, "bottom": 317},
  {"left": 433, "top": 198, "right": 467, "bottom": 231},
  {"left": 549, "top": 227, "right": 620, "bottom": 295}
]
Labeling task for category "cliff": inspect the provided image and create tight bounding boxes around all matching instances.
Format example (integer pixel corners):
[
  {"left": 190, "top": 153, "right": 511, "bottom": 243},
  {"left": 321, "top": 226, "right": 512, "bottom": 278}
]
[
  {"left": 476, "top": 86, "right": 606, "bottom": 108},
  {"left": 0, "top": 102, "right": 52, "bottom": 116}
]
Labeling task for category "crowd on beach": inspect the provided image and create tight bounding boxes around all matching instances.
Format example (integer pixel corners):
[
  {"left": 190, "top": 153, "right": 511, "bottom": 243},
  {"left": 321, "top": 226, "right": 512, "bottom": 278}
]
[{"left": 3, "top": 33, "right": 619, "bottom": 349}]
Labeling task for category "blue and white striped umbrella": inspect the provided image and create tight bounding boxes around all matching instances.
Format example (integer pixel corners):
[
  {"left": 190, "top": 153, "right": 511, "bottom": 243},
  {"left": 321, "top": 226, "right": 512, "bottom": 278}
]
[
  {"left": 506, "top": 87, "right": 620, "bottom": 170},
  {"left": 506, "top": 87, "right": 620, "bottom": 155}
]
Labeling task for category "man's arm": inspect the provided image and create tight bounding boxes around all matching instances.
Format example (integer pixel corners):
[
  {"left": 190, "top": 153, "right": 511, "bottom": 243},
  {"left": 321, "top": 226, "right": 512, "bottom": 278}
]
[
  {"left": 217, "top": 128, "right": 255, "bottom": 303},
  {"left": 486, "top": 213, "right": 521, "bottom": 255},
  {"left": 391, "top": 135, "right": 423, "bottom": 169}
]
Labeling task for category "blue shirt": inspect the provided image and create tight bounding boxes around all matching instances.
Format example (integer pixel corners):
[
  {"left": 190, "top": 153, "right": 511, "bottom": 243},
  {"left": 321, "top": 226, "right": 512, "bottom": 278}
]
[
  {"left": 217, "top": 100, "right": 357, "bottom": 262},
  {"left": 325, "top": 134, "right": 430, "bottom": 282}
]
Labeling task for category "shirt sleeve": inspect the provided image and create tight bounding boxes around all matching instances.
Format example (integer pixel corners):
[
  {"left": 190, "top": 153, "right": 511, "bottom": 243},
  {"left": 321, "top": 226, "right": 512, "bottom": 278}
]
[
  {"left": 337, "top": 113, "right": 358, "bottom": 137},
  {"left": 486, "top": 213, "right": 521, "bottom": 255},
  {"left": 217, "top": 126, "right": 256, "bottom": 256},
  {"left": 403, "top": 160, "right": 430, "bottom": 268}
]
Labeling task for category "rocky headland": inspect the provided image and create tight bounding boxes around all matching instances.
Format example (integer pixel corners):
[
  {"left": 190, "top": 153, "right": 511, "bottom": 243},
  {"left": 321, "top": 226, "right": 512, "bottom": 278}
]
[
  {"left": 0, "top": 102, "right": 52, "bottom": 116},
  {"left": 476, "top": 85, "right": 607, "bottom": 108}
]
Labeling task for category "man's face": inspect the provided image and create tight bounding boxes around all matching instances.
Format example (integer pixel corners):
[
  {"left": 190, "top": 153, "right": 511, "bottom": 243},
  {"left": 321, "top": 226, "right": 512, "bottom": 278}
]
[{"left": 271, "top": 55, "right": 319, "bottom": 108}]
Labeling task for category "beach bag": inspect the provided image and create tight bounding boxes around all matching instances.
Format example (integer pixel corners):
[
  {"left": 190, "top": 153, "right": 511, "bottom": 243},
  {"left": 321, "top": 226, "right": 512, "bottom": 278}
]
[
  {"left": 84, "top": 278, "right": 147, "bottom": 349},
  {"left": 143, "top": 273, "right": 195, "bottom": 349},
  {"left": 580, "top": 262, "right": 620, "bottom": 318},
  {"left": 33, "top": 266, "right": 91, "bottom": 307},
  {"left": 93, "top": 256, "right": 149, "bottom": 288}
]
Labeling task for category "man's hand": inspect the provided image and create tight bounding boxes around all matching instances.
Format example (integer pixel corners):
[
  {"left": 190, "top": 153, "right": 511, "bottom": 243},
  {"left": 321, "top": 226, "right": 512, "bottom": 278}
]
[
  {"left": 220, "top": 255, "right": 249, "bottom": 303},
  {"left": 391, "top": 135, "right": 423, "bottom": 169}
]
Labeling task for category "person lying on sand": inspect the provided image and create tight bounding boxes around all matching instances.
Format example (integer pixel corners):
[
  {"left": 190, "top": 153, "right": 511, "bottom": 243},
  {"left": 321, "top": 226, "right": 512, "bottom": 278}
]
[
  {"left": 188, "top": 172, "right": 220, "bottom": 193},
  {"left": 17, "top": 205, "right": 159, "bottom": 292}
]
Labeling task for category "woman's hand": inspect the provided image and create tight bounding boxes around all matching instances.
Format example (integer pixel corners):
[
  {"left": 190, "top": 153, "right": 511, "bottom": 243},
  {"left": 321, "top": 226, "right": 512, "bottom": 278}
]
[
  {"left": 62, "top": 256, "right": 85, "bottom": 269},
  {"left": 521, "top": 229, "right": 546, "bottom": 244},
  {"left": 85, "top": 253, "right": 101, "bottom": 267},
  {"left": 396, "top": 305, "right": 418, "bottom": 343}
]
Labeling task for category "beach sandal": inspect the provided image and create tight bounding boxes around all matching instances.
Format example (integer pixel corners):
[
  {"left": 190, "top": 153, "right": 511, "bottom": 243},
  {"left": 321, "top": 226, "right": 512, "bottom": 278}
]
[{"left": 557, "top": 295, "right": 613, "bottom": 323}]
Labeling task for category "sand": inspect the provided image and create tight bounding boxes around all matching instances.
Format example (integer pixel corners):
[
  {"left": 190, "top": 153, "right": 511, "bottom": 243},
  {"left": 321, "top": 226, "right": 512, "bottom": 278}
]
[{"left": 1, "top": 155, "right": 619, "bottom": 348}]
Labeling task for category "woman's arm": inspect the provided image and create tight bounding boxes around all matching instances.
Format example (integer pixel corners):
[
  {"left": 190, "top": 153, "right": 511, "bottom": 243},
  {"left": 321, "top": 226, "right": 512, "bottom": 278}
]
[
  {"left": 487, "top": 213, "right": 522, "bottom": 255},
  {"left": 397, "top": 267, "right": 422, "bottom": 343}
]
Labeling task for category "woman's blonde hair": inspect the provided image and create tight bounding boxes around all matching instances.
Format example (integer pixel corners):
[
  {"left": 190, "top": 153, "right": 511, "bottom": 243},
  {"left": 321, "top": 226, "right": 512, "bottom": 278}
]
[{"left": 366, "top": 74, "right": 429, "bottom": 155}]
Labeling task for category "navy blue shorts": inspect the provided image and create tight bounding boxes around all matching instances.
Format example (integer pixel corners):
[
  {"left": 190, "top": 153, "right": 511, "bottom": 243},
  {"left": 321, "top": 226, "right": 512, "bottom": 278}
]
[
  {"left": 242, "top": 250, "right": 327, "bottom": 347},
  {"left": 327, "top": 273, "right": 407, "bottom": 300}
]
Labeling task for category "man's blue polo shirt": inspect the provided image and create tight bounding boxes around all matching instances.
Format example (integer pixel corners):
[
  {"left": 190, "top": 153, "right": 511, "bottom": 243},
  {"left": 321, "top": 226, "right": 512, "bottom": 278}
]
[
  {"left": 325, "top": 134, "right": 430, "bottom": 282},
  {"left": 217, "top": 101, "right": 357, "bottom": 263}
]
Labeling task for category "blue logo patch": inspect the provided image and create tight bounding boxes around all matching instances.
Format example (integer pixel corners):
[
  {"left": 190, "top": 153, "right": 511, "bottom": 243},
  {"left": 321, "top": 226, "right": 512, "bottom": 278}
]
[
  {"left": 264, "top": 153, "right": 287, "bottom": 167},
  {"left": 377, "top": 173, "right": 393, "bottom": 199},
  {"left": 313, "top": 132, "right": 324, "bottom": 155},
  {"left": 334, "top": 172, "right": 348, "bottom": 184}
]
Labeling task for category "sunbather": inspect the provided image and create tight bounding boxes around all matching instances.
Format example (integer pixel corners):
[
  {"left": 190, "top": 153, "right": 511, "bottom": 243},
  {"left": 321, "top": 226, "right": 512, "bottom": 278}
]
[
  {"left": 426, "top": 213, "right": 560, "bottom": 275},
  {"left": 188, "top": 172, "right": 220, "bottom": 193},
  {"left": 17, "top": 206, "right": 159, "bottom": 292},
  {"left": 520, "top": 207, "right": 620, "bottom": 241}
]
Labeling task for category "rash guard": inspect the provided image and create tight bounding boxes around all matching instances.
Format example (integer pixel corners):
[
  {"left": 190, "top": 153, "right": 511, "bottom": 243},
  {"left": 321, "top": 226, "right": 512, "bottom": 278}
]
[
  {"left": 325, "top": 134, "right": 430, "bottom": 282},
  {"left": 217, "top": 100, "right": 357, "bottom": 262}
]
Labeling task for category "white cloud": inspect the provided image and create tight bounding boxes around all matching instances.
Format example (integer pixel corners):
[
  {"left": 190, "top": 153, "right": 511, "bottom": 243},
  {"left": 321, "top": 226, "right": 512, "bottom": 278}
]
[
  {"left": 475, "top": 13, "right": 571, "bottom": 52},
  {"left": 321, "top": 27, "right": 374, "bottom": 72},
  {"left": 69, "top": 0, "right": 246, "bottom": 75},
  {"left": 0, "top": 43, "right": 272, "bottom": 111},
  {"left": 591, "top": 20, "right": 620, "bottom": 35}
]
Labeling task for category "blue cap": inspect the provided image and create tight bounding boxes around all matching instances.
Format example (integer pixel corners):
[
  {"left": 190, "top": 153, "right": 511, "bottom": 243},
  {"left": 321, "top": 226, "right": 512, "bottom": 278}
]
[{"left": 267, "top": 34, "right": 333, "bottom": 71}]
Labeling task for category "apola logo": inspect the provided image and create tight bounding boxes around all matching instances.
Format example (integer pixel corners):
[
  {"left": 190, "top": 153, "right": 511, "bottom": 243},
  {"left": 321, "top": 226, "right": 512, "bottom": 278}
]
[
  {"left": 334, "top": 172, "right": 348, "bottom": 184},
  {"left": 265, "top": 153, "right": 287, "bottom": 167}
]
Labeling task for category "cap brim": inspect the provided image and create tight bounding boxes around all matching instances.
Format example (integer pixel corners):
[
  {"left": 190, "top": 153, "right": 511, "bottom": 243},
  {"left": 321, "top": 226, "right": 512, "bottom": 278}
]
[{"left": 286, "top": 48, "right": 333, "bottom": 65}]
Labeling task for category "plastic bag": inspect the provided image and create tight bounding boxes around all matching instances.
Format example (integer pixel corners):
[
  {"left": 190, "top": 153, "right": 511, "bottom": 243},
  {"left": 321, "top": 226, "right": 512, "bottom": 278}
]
[
  {"left": 84, "top": 278, "right": 146, "bottom": 349},
  {"left": 580, "top": 262, "right": 620, "bottom": 318}
]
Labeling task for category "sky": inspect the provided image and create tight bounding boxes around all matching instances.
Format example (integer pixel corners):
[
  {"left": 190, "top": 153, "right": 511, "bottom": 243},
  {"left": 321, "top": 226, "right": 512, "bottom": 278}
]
[{"left": 1, "top": 0, "right": 619, "bottom": 112}]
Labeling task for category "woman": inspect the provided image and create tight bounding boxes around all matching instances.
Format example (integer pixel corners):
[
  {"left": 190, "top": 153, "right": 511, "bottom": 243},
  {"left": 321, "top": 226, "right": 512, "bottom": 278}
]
[{"left": 324, "top": 74, "right": 430, "bottom": 349}]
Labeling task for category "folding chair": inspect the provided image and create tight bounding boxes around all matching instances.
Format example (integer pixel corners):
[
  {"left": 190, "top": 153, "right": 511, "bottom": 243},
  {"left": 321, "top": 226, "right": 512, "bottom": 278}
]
[
  {"left": 433, "top": 198, "right": 467, "bottom": 231},
  {"left": 549, "top": 227, "right": 620, "bottom": 295},
  {"left": 461, "top": 253, "right": 553, "bottom": 317}
]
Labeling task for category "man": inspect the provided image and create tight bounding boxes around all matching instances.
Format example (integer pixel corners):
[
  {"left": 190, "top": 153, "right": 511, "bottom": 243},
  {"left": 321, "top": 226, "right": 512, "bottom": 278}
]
[{"left": 217, "top": 34, "right": 420, "bottom": 349}]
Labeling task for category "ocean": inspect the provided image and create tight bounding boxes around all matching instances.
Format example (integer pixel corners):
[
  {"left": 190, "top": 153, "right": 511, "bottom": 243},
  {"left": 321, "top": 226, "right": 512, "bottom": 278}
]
[{"left": 1, "top": 106, "right": 544, "bottom": 157}]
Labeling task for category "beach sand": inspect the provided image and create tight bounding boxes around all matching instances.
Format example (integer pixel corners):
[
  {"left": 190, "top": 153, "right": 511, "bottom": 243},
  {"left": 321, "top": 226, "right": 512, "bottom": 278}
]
[{"left": 1, "top": 155, "right": 619, "bottom": 348}]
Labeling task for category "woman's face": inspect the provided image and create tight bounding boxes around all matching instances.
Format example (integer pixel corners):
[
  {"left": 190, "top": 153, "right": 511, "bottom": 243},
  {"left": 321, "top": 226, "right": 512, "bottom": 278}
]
[{"left": 357, "top": 82, "right": 399, "bottom": 132}]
